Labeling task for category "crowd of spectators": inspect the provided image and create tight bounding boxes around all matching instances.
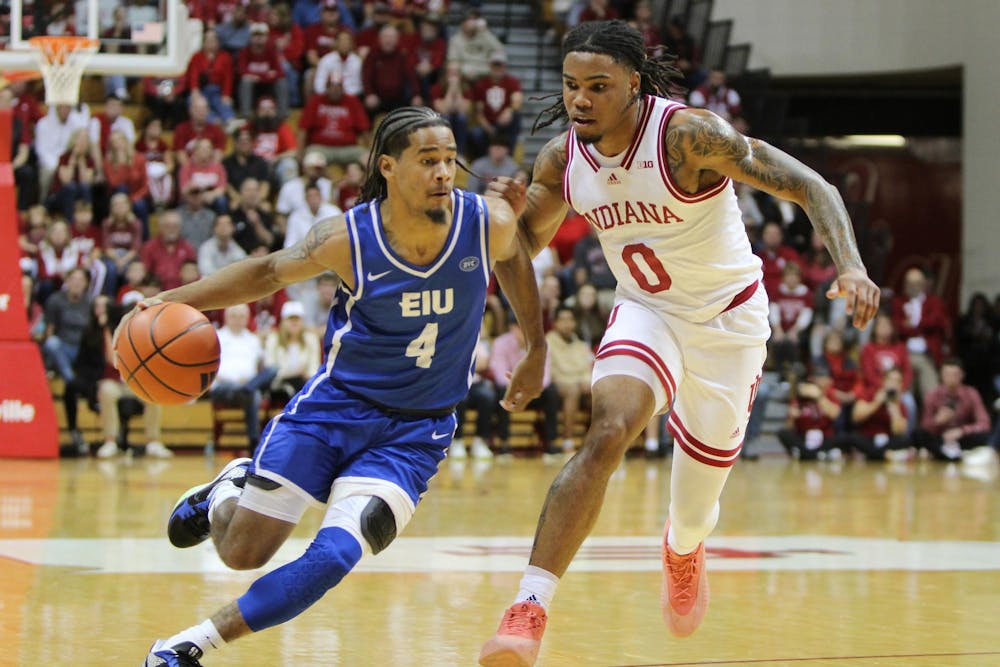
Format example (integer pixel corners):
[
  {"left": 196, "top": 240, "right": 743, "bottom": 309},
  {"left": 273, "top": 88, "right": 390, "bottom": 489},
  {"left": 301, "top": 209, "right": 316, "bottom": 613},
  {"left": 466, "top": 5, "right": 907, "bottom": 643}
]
[{"left": 6, "top": 0, "right": 998, "bottom": 465}]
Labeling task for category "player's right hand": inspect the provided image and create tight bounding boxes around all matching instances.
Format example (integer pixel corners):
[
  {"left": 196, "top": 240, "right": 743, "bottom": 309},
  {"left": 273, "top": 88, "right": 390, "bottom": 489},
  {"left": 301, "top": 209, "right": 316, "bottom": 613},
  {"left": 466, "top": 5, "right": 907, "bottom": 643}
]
[
  {"left": 111, "top": 297, "right": 162, "bottom": 370},
  {"left": 485, "top": 176, "right": 528, "bottom": 219}
]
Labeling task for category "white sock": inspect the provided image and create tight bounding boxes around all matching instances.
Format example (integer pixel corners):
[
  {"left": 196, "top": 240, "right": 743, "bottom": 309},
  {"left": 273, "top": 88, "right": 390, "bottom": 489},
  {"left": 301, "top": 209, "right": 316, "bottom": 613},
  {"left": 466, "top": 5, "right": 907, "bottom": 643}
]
[
  {"left": 164, "top": 619, "right": 225, "bottom": 657},
  {"left": 668, "top": 444, "right": 730, "bottom": 555},
  {"left": 208, "top": 481, "right": 243, "bottom": 524},
  {"left": 515, "top": 565, "right": 560, "bottom": 610}
]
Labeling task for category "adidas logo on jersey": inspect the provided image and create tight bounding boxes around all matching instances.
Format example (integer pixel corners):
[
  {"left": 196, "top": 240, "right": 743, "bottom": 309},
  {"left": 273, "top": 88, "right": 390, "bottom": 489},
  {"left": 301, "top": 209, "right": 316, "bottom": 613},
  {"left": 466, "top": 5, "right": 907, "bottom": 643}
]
[{"left": 606, "top": 172, "right": 622, "bottom": 185}]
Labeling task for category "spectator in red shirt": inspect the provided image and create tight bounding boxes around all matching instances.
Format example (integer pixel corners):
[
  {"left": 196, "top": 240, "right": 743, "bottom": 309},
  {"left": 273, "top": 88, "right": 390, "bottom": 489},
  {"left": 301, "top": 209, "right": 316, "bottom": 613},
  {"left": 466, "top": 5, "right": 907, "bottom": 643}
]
[
  {"left": 185, "top": 28, "right": 236, "bottom": 124},
  {"left": 88, "top": 94, "right": 136, "bottom": 154},
  {"left": 430, "top": 60, "right": 471, "bottom": 156},
  {"left": 136, "top": 118, "right": 175, "bottom": 208},
  {"left": 689, "top": 68, "right": 743, "bottom": 122},
  {"left": 629, "top": 1, "right": 663, "bottom": 55},
  {"left": 410, "top": 17, "right": 447, "bottom": 101},
  {"left": 851, "top": 367, "right": 911, "bottom": 461},
  {"left": 778, "top": 365, "right": 843, "bottom": 460},
  {"left": 470, "top": 50, "right": 523, "bottom": 156},
  {"left": 304, "top": 0, "right": 348, "bottom": 93},
  {"left": 69, "top": 201, "right": 103, "bottom": 259},
  {"left": 912, "top": 358, "right": 992, "bottom": 461},
  {"left": 800, "top": 230, "right": 837, "bottom": 292},
  {"left": 8, "top": 80, "right": 45, "bottom": 144},
  {"left": 860, "top": 314, "right": 913, "bottom": 392},
  {"left": 239, "top": 23, "right": 291, "bottom": 119},
  {"left": 354, "top": 3, "right": 392, "bottom": 59},
  {"left": 0, "top": 86, "right": 38, "bottom": 211},
  {"left": 756, "top": 220, "right": 801, "bottom": 298},
  {"left": 333, "top": 161, "right": 364, "bottom": 211},
  {"left": 577, "top": 0, "right": 619, "bottom": 24},
  {"left": 768, "top": 262, "right": 812, "bottom": 376},
  {"left": 891, "top": 267, "right": 951, "bottom": 399},
  {"left": 362, "top": 24, "right": 422, "bottom": 118},
  {"left": 36, "top": 220, "right": 82, "bottom": 303},
  {"left": 250, "top": 96, "right": 300, "bottom": 186},
  {"left": 268, "top": 4, "right": 305, "bottom": 107},
  {"left": 47, "top": 129, "right": 97, "bottom": 222},
  {"left": 102, "top": 193, "right": 143, "bottom": 275},
  {"left": 298, "top": 76, "right": 369, "bottom": 166},
  {"left": 140, "top": 210, "right": 198, "bottom": 291},
  {"left": 819, "top": 328, "right": 862, "bottom": 418},
  {"left": 179, "top": 138, "right": 230, "bottom": 213},
  {"left": 173, "top": 94, "right": 227, "bottom": 167},
  {"left": 105, "top": 130, "right": 151, "bottom": 234}
]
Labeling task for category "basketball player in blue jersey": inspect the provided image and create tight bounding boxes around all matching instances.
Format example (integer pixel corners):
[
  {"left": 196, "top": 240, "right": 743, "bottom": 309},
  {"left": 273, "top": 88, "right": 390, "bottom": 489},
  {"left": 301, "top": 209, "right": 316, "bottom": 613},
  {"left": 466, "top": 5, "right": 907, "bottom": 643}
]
[
  {"left": 115, "top": 107, "right": 548, "bottom": 667},
  {"left": 479, "top": 21, "right": 880, "bottom": 666}
]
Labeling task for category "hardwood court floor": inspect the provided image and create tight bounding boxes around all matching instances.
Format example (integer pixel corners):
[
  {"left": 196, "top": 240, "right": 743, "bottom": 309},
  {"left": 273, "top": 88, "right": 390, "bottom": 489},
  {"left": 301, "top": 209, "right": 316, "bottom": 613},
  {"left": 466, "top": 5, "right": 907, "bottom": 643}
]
[{"left": 2, "top": 454, "right": 999, "bottom": 666}]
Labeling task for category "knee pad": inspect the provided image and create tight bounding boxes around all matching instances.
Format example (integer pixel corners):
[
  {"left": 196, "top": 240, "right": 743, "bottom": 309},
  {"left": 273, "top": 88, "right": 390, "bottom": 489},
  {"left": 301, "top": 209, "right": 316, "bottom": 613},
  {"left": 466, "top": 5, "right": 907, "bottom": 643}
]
[
  {"left": 360, "top": 497, "right": 397, "bottom": 555},
  {"left": 322, "top": 482, "right": 414, "bottom": 556}
]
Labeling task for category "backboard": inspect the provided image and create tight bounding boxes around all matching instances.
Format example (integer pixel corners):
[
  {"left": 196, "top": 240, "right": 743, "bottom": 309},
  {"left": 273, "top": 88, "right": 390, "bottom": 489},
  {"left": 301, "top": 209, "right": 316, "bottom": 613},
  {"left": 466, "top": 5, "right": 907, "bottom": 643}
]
[{"left": 0, "top": 0, "right": 202, "bottom": 77}]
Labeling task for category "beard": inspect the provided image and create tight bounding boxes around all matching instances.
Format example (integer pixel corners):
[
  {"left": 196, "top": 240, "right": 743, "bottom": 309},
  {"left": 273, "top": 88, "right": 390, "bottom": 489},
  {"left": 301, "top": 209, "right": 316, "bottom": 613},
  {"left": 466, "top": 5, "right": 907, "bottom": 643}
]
[{"left": 425, "top": 208, "right": 448, "bottom": 224}]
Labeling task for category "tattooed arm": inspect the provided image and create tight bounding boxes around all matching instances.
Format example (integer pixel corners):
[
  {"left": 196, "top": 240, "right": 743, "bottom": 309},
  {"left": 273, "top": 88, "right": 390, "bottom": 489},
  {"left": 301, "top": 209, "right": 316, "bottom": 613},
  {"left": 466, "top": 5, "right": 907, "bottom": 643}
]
[
  {"left": 514, "top": 132, "right": 571, "bottom": 257},
  {"left": 667, "top": 108, "right": 880, "bottom": 327},
  {"left": 134, "top": 215, "right": 352, "bottom": 312}
]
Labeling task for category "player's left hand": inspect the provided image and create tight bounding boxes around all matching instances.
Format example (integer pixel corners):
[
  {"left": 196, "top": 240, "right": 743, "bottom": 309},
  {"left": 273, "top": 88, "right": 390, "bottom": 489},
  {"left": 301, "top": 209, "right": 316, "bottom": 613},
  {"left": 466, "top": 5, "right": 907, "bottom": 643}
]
[
  {"left": 485, "top": 176, "right": 527, "bottom": 219},
  {"left": 827, "top": 268, "right": 880, "bottom": 329},
  {"left": 500, "top": 346, "right": 546, "bottom": 412}
]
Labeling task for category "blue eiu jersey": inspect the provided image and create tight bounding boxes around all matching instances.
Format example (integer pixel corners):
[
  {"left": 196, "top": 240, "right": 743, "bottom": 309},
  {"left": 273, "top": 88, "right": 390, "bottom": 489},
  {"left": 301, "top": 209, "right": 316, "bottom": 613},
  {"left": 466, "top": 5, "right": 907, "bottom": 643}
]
[{"left": 321, "top": 190, "right": 491, "bottom": 412}]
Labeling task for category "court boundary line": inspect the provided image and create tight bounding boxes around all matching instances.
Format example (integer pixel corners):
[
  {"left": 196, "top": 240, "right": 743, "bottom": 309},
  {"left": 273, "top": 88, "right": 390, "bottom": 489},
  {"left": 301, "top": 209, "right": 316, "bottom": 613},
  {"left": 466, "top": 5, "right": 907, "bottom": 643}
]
[{"left": 609, "top": 650, "right": 1000, "bottom": 666}]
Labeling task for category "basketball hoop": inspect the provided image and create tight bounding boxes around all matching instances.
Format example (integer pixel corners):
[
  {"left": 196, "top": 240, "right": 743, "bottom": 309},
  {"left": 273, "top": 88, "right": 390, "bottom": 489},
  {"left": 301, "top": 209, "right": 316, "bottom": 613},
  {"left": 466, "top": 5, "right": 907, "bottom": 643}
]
[{"left": 27, "top": 36, "right": 99, "bottom": 105}]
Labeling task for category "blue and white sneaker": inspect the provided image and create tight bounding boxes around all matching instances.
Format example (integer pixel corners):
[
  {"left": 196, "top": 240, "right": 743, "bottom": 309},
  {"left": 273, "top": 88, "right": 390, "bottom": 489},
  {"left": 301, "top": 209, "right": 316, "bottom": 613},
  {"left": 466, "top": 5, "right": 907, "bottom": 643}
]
[
  {"left": 167, "top": 457, "right": 251, "bottom": 548},
  {"left": 144, "top": 640, "right": 204, "bottom": 666}
]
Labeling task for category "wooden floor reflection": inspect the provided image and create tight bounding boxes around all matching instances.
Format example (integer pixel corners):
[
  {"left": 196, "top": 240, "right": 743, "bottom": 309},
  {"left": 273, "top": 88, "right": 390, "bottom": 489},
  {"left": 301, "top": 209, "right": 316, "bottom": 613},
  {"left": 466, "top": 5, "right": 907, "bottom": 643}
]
[{"left": 2, "top": 455, "right": 1000, "bottom": 666}]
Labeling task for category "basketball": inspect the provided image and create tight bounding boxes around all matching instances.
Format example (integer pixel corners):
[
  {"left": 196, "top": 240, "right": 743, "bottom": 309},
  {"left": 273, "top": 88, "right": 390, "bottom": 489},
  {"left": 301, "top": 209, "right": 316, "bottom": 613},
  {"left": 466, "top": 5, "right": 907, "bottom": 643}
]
[{"left": 115, "top": 302, "right": 221, "bottom": 406}]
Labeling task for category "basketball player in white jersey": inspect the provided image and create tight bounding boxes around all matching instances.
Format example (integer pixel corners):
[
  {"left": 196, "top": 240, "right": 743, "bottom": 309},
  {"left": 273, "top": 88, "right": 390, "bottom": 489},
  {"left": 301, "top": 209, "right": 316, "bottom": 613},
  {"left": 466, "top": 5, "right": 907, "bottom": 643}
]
[{"left": 479, "top": 20, "right": 879, "bottom": 666}]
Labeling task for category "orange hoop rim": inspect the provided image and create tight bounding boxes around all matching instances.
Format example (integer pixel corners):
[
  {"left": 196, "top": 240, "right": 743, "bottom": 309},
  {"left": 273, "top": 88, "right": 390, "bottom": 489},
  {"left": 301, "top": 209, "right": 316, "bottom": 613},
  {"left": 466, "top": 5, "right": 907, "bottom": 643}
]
[{"left": 27, "top": 36, "right": 99, "bottom": 63}]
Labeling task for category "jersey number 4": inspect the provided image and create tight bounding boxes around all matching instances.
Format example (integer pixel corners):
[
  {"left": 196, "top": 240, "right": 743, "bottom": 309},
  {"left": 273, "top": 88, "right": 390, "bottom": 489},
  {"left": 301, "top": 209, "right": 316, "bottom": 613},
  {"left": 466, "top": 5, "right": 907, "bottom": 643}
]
[
  {"left": 622, "top": 243, "right": 672, "bottom": 293},
  {"left": 406, "top": 323, "right": 438, "bottom": 368}
]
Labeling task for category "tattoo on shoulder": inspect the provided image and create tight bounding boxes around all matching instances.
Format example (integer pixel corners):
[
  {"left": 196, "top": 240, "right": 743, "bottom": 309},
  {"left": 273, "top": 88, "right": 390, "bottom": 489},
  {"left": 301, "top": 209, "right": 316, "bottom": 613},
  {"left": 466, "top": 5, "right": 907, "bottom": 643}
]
[
  {"left": 535, "top": 133, "right": 568, "bottom": 181},
  {"left": 291, "top": 218, "right": 337, "bottom": 260}
]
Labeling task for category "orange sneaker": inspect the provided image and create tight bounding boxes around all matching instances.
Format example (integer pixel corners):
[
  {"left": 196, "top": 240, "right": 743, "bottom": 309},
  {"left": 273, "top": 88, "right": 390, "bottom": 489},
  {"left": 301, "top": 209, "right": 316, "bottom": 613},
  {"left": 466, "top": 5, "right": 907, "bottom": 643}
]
[
  {"left": 478, "top": 601, "right": 548, "bottom": 667},
  {"left": 661, "top": 520, "right": 710, "bottom": 637}
]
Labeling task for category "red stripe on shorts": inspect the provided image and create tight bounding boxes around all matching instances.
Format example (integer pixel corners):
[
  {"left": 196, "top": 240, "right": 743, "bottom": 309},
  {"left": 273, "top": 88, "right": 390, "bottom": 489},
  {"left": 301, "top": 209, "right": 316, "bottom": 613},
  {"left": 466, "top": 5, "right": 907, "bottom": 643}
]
[
  {"left": 722, "top": 281, "right": 759, "bottom": 313},
  {"left": 668, "top": 414, "right": 742, "bottom": 459},
  {"left": 595, "top": 347, "right": 673, "bottom": 404},
  {"left": 599, "top": 338, "right": 677, "bottom": 398},
  {"left": 668, "top": 423, "right": 741, "bottom": 468}
]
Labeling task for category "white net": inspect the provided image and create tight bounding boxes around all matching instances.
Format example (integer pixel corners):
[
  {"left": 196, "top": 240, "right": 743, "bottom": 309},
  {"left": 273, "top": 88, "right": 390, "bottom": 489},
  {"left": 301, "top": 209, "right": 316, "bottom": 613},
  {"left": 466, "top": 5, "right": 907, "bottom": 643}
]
[{"left": 27, "top": 37, "right": 99, "bottom": 105}]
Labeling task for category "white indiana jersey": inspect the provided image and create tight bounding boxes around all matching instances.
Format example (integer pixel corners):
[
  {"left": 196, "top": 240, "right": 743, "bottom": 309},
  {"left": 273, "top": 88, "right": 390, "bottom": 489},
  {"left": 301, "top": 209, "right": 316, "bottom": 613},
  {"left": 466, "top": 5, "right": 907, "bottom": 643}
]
[{"left": 564, "top": 95, "right": 762, "bottom": 322}]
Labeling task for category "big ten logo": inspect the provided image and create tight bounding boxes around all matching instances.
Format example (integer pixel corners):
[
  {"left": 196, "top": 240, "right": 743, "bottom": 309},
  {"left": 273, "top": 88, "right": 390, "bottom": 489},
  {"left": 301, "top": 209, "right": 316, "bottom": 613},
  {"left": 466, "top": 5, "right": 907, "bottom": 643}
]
[
  {"left": 399, "top": 289, "right": 454, "bottom": 317},
  {"left": 0, "top": 293, "right": 11, "bottom": 311},
  {"left": 0, "top": 399, "right": 36, "bottom": 423}
]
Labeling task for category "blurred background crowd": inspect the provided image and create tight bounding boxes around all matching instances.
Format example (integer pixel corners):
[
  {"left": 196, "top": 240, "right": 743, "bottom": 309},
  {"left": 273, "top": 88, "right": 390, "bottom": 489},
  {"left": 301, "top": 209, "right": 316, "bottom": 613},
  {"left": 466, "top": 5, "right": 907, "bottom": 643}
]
[{"left": 5, "top": 0, "right": 998, "bottom": 468}]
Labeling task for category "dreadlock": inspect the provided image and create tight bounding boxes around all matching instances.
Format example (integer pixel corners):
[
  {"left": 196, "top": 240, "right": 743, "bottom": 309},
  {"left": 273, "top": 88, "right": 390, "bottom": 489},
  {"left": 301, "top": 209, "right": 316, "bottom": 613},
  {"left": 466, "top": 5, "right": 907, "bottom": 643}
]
[
  {"left": 533, "top": 19, "right": 687, "bottom": 133},
  {"left": 360, "top": 106, "right": 452, "bottom": 202}
]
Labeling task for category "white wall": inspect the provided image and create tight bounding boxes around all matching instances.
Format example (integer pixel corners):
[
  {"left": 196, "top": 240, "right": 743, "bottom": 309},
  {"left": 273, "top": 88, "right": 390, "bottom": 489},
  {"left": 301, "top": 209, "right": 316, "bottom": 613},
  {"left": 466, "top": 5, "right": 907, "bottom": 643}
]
[{"left": 712, "top": 0, "right": 1000, "bottom": 299}]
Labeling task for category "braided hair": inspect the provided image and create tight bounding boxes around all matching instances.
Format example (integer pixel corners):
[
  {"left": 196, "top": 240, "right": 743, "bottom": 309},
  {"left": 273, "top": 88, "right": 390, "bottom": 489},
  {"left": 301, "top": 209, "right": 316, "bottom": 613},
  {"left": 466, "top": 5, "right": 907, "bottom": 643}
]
[
  {"left": 534, "top": 19, "right": 686, "bottom": 133},
  {"left": 360, "top": 106, "right": 452, "bottom": 203}
]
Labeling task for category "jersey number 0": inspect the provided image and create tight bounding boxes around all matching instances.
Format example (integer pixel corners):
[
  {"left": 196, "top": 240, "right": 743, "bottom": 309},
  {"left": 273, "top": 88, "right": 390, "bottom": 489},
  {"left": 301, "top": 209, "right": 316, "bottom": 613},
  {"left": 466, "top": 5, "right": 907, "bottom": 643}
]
[{"left": 622, "top": 243, "right": 672, "bottom": 293}]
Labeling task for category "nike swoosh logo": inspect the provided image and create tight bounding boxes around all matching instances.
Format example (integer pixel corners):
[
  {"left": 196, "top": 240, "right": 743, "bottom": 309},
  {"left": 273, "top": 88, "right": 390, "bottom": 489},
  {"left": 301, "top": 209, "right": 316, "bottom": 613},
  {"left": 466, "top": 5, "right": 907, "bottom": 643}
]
[
  {"left": 431, "top": 431, "right": 451, "bottom": 440},
  {"left": 367, "top": 270, "right": 392, "bottom": 281}
]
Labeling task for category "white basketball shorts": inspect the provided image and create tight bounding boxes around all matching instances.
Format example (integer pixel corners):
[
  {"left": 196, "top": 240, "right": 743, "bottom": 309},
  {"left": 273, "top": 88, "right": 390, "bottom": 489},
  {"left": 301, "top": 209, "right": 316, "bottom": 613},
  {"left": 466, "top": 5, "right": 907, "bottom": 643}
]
[{"left": 592, "top": 282, "right": 770, "bottom": 467}]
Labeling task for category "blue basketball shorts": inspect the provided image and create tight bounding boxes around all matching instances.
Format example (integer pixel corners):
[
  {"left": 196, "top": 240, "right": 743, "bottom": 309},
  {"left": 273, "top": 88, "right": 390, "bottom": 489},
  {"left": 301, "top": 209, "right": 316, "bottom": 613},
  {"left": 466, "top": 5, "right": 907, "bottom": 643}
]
[{"left": 244, "top": 374, "right": 456, "bottom": 524}]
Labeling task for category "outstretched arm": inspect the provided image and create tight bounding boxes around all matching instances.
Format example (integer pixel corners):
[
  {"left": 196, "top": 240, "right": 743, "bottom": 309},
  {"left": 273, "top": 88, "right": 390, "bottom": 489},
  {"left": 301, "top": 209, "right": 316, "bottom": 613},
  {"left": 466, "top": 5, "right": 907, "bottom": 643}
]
[
  {"left": 488, "top": 195, "right": 547, "bottom": 412},
  {"left": 500, "top": 133, "right": 571, "bottom": 258},
  {"left": 668, "top": 109, "right": 880, "bottom": 327},
  {"left": 112, "top": 215, "right": 352, "bottom": 353}
]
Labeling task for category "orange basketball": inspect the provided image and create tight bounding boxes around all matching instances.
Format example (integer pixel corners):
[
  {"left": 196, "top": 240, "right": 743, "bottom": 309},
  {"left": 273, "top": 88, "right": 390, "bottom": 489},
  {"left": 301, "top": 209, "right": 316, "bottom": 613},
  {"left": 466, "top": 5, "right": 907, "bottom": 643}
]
[{"left": 115, "top": 302, "right": 221, "bottom": 405}]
